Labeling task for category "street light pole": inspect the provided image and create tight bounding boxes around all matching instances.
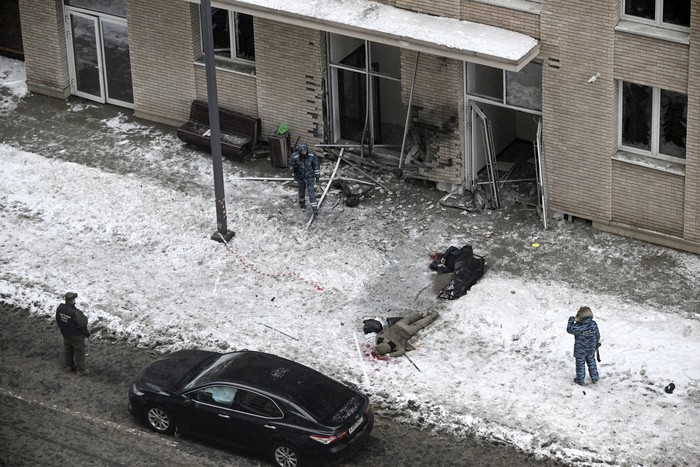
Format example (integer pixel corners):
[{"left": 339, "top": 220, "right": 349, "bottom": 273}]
[{"left": 200, "top": 0, "right": 234, "bottom": 242}]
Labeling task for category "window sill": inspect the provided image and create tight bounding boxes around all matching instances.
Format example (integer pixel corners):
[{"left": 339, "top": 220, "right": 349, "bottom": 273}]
[
  {"left": 615, "top": 20, "right": 690, "bottom": 45},
  {"left": 471, "top": 0, "right": 540, "bottom": 14},
  {"left": 194, "top": 57, "right": 256, "bottom": 77},
  {"left": 612, "top": 151, "right": 685, "bottom": 176}
]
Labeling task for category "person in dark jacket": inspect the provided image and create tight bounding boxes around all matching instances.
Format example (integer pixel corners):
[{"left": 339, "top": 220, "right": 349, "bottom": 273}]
[
  {"left": 288, "top": 142, "right": 321, "bottom": 214},
  {"left": 373, "top": 311, "right": 439, "bottom": 357},
  {"left": 56, "top": 292, "right": 90, "bottom": 375},
  {"left": 567, "top": 306, "right": 600, "bottom": 385}
]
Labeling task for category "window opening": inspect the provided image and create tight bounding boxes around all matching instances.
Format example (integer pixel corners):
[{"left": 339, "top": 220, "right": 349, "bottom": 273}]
[
  {"left": 466, "top": 63, "right": 543, "bottom": 213},
  {"left": 329, "top": 33, "right": 406, "bottom": 153},
  {"left": 620, "top": 81, "right": 687, "bottom": 161},
  {"left": 623, "top": 0, "right": 690, "bottom": 29},
  {"left": 467, "top": 62, "right": 542, "bottom": 112},
  {"left": 210, "top": 8, "right": 255, "bottom": 62}
]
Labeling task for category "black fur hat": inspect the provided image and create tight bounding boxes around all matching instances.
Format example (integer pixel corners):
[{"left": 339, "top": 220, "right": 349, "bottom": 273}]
[{"left": 363, "top": 319, "right": 383, "bottom": 334}]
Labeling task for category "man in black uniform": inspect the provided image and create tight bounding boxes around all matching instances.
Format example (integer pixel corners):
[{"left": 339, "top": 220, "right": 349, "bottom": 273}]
[{"left": 56, "top": 292, "right": 90, "bottom": 375}]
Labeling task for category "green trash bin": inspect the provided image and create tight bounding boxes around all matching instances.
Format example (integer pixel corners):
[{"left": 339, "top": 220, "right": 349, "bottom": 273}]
[{"left": 269, "top": 131, "right": 291, "bottom": 168}]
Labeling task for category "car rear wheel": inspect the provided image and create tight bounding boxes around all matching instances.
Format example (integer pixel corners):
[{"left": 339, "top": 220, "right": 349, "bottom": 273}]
[
  {"left": 271, "top": 443, "right": 300, "bottom": 467},
  {"left": 145, "top": 405, "right": 175, "bottom": 435}
]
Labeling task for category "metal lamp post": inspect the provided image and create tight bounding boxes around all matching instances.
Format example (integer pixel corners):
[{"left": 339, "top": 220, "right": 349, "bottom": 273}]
[{"left": 200, "top": 0, "right": 234, "bottom": 242}]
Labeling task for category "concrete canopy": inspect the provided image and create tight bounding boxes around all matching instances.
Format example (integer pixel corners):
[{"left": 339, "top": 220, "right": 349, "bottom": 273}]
[{"left": 206, "top": 0, "right": 540, "bottom": 71}]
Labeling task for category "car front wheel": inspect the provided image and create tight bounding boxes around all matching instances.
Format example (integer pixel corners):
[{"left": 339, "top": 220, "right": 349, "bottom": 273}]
[
  {"left": 145, "top": 405, "right": 175, "bottom": 435},
  {"left": 271, "top": 443, "right": 300, "bottom": 467}
]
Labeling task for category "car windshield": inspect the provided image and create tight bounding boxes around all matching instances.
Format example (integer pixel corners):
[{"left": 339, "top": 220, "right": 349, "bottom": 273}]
[{"left": 183, "top": 353, "right": 243, "bottom": 390}]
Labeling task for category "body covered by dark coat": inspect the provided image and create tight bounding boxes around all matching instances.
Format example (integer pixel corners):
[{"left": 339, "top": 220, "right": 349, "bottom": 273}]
[
  {"left": 437, "top": 245, "right": 485, "bottom": 300},
  {"left": 56, "top": 303, "right": 90, "bottom": 338},
  {"left": 566, "top": 309, "right": 600, "bottom": 357},
  {"left": 430, "top": 246, "right": 461, "bottom": 274}
]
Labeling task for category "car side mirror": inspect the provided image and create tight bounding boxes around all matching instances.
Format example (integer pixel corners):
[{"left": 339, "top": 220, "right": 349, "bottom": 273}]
[{"left": 184, "top": 397, "right": 194, "bottom": 407}]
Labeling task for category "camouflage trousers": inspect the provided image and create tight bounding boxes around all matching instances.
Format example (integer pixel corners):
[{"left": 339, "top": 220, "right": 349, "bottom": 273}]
[{"left": 574, "top": 353, "right": 598, "bottom": 383}]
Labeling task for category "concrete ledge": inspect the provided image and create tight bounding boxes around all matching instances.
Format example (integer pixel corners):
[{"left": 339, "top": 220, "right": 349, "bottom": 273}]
[
  {"left": 132, "top": 110, "right": 183, "bottom": 128},
  {"left": 27, "top": 82, "right": 70, "bottom": 99},
  {"left": 593, "top": 220, "right": 700, "bottom": 254}
]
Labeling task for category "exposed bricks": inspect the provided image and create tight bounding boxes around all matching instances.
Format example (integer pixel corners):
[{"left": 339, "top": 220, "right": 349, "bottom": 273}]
[{"left": 18, "top": 0, "right": 69, "bottom": 93}]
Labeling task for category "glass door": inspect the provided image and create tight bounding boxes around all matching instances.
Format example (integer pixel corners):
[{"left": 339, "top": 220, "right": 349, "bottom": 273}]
[
  {"left": 101, "top": 18, "right": 133, "bottom": 106},
  {"left": 66, "top": 11, "right": 105, "bottom": 102}
]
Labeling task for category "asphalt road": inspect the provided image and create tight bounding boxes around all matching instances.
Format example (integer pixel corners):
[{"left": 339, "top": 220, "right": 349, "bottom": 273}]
[{"left": 0, "top": 303, "right": 564, "bottom": 467}]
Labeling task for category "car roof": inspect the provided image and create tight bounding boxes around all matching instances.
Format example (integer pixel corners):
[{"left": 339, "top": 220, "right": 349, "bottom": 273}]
[{"left": 190, "top": 351, "right": 362, "bottom": 424}]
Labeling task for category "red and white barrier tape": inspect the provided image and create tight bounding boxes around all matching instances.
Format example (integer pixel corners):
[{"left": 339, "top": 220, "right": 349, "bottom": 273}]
[{"left": 216, "top": 233, "right": 325, "bottom": 292}]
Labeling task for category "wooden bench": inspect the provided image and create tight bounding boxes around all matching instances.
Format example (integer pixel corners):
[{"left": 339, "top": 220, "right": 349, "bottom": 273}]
[{"left": 177, "top": 100, "right": 261, "bottom": 160}]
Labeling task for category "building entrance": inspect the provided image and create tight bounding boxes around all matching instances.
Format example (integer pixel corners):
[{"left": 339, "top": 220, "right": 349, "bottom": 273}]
[{"left": 64, "top": 2, "right": 133, "bottom": 107}]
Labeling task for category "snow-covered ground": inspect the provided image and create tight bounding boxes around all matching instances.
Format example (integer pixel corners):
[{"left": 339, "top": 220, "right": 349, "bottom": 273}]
[{"left": 1, "top": 56, "right": 699, "bottom": 466}]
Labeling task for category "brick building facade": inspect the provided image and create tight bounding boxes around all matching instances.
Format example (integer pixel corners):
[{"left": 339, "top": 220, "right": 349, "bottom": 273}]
[{"left": 15, "top": 0, "right": 700, "bottom": 253}]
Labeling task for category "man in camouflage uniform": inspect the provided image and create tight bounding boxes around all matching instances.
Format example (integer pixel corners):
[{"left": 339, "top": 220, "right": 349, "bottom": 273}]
[
  {"left": 567, "top": 306, "right": 600, "bottom": 385},
  {"left": 56, "top": 292, "right": 90, "bottom": 375},
  {"left": 372, "top": 311, "right": 439, "bottom": 357},
  {"left": 288, "top": 142, "right": 321, "bottom": 214}
]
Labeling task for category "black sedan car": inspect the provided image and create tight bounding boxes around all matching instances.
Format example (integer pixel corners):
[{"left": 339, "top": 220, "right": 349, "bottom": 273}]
[{"left": 128, "top": 350, "right": 373, "bottom": 467}]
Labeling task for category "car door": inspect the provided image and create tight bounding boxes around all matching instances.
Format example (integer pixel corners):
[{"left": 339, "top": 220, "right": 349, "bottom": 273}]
[
  {"left": 228, "top": 388, "right": 287, "bottom": 451},
  {"left": 181, "top": 385, "right": 240, "bottom": 442}
]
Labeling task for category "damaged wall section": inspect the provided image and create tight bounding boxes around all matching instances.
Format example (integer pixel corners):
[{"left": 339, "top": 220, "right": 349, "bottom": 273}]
[{"left": 401, "top": 51, "right": 464, "bottom": 187}]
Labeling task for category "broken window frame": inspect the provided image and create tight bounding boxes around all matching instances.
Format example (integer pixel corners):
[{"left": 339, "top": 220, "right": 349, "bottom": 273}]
[
  {"left": 207, "top": 8, "right": 255, "bottom": 63},
  {"left": 619, "top": 80, "right": 687, "bottom": 163},
  {"left": 327, "top": 33, "right": 406, "bottom": 149},
  {"left": 622, "top": 0, "right": 690, "bottom": 31},
  {"left": 465, "top": 62, "right": 543, "bottom": 114}
]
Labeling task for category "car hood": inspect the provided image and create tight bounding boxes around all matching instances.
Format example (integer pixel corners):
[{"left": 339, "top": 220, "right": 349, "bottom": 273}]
[{"left": 134, "top": 349, "right": 220, "bottom": 393}]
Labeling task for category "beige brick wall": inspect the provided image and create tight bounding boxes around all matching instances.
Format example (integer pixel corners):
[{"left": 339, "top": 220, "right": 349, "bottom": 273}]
[
  {"left": 127, "top": 0, "right": 198, "bottom": 125},
  {"left": 609, "top": 10, "right": 698, "bottom": 245},
  {"left": 19, "top": 0, "right": 70, "bottom": 97},
  {"left": 611, "top": 161, "right": 685, "bottom": 236},
  {"left": 398, "top": 0, "right": 460, "bottom": 19},
  {"left": 461, "top": 0, "right": 540, "bottom": 38},
  {"left": 254, "top": 18, "right": 325, "bottom": 148},
  {"left": 193, "top": 66, "right": 258, "bottom": 117},
  {"left": 403, "top": 51, "right": 464, "bottom": 184},
  {"left": 614, "top": 32, "right": 689, "bottom": 92},
  {"left": 684, "top": 1, "right": 700, "bottom": 243},
  {"left": 541, "top": 0, "right": 619, "bottom": 221}
]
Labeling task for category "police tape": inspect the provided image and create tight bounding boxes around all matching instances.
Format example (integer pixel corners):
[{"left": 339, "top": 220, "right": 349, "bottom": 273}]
[{"left": 215, "top": 233, "right": 325, "bottom": 292}]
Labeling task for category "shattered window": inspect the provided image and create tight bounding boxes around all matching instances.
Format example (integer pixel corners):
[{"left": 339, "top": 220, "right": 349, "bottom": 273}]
[
  {"left": 621, "top": 82, "right": 652, "bottom": 152},
  {"left": 624, "top": 0, "right": 690, "bottom": 29},
  {"left": 467, "top": 63, "right": 502, "bottom": 103},
  {"left": 467, "top": 62, "right": 542, "bottom": 112},
  {"left": 659, "top": 90, "right": 687, "bottom": 159},
  {"left": 506, "top": 62, "right": 542, "bottom": 111},
  {"left": 620, "top": 81, "right": 686, "bottom": 161},
  {"left": 209, "top": 9, "right": 255, "bottom": 62}
]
